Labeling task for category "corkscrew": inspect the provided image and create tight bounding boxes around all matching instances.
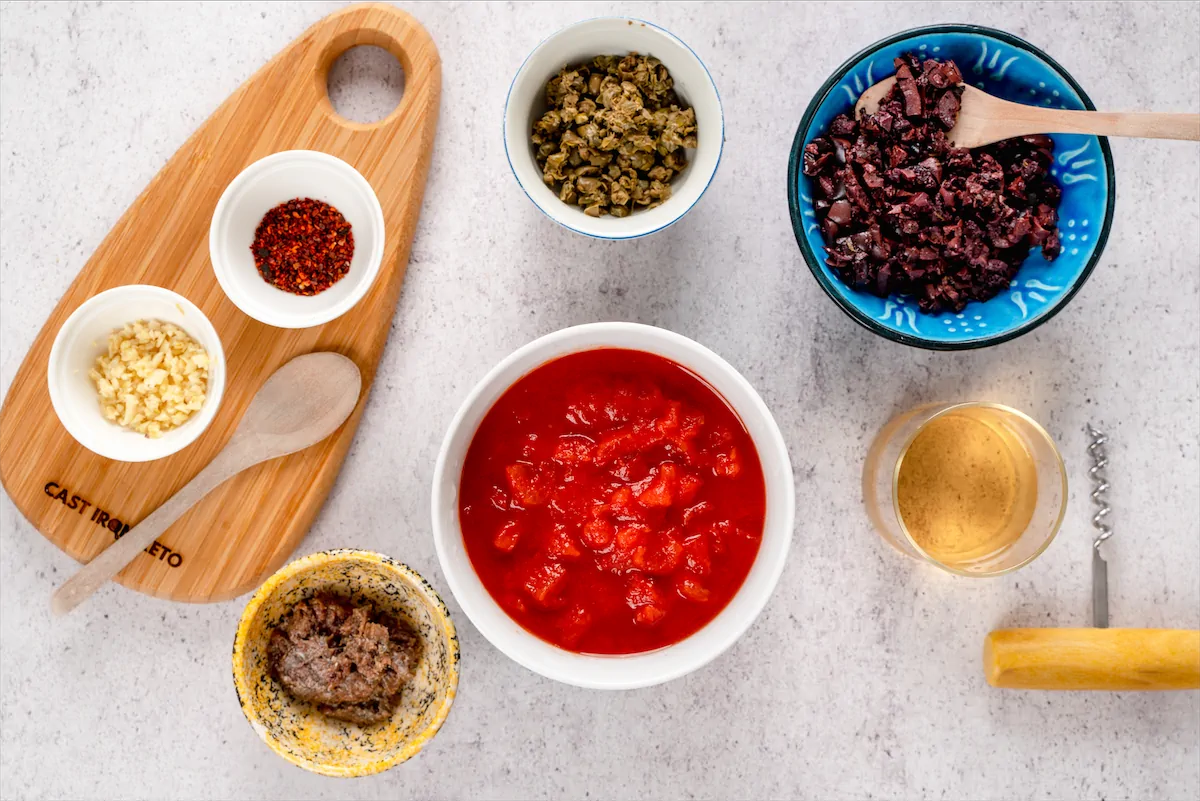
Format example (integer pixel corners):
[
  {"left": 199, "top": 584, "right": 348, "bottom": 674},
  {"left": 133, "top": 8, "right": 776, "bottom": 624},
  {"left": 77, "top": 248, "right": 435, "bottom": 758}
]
[
  {"left": 982, "top": 422, "right": 1199, "bottom": 691},
  {"left": 1085, "top": 423, "right": 1111, "bottom": 628}
]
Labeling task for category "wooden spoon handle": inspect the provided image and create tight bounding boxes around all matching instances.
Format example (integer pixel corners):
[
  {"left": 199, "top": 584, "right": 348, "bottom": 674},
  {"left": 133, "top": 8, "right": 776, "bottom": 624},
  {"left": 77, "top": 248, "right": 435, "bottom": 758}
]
[
  {"left": 984, "top": 628, "right": 1200, "bottom": 690},
  {"left": 994, "top": 105, "right": 1200, "bottom": 141},
  {"left": 50, "top": 446, "right": 252, "bottom": 616}
]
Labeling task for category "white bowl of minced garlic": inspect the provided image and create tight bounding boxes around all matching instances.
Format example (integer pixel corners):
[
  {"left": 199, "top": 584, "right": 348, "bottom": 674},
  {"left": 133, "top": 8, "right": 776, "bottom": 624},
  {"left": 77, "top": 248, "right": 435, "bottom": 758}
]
[{"left": 48, "top": 285, "right": 225, "bottom": 462}]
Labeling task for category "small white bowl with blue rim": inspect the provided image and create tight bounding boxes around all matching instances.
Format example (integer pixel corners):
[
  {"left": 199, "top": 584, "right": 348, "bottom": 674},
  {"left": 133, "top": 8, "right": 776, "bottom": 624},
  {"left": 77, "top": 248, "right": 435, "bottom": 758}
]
[
  {"left": 504, "top": 17, "right": 724, "bottom": 240},
  {"left": 788, "top": 24, "right": 1116, "bottom": 350}
]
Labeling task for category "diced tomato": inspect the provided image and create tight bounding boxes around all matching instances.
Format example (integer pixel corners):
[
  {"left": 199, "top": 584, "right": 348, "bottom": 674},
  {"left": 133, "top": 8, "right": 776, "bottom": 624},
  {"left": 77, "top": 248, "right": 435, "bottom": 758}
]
[
  {"left": 600, "top": 535, "right": 647, "bottom": 573},
  {"left": 644, "top": 531, "right": 683, "bottom": 575},
  {"left": 615, "top": 524, "right": 648, "bottom": 550},
  {"left": 568, "top": 381, "right": 639, "bottom": 429},
  {"left": 564, "top": 395, "right": 601, "bottom": 429},
  {"left": 596, "top": 549, "right": 621, "bottom": 573},
  {"left": 594, "top": 427, "right": 641, "bottom": 465},
  {"left": 553, "top": 436, "right": 594, "bottom": 464},
  {"left": 493, "top": 520, "right": 523, "bottom": 553},
  {"left": 626, "top": 571, "right": 668, "bottom": 624},
  {"left": 609, "top": 486, "right": 637, "bottom": 517},
  {"left": 560, "top": 604, "right": 593, "bottom": 647},
  {"left": 634, "top": 604, "right": 666, "bottom": 626},
  {"left": 565, "top": 380, "right": 636, "bottom": 429},
  {"left": 636, "top": 483, "right": 671, "bottom": 508},
  {"left": 655, "top": 401, "right": 682, "bottom": 438},
  {"left": 581, "top": 518, "right": 615, "bottom": 549},
  {"left": 637, "top": 463, "right": 679, "bottom": 508},
  {"left": 625, "top": 573, "right": 664, "bottom": 609},
  {"left": 546, "top": 524, "right": 582, "bottom": 561},
  {"left": 678, "top": 473, "right": 703, "bottom": 505},
  {"left": 506, "top": 463, "right": 546, "bottom": 507},
  {"left": 683, "top": 537, "right": 711, "bottom": 576},
  {"left": 676, "top": 576, "right": 711, "bottom": 602},
  {"left": 680, "top": 410, "right": 705, "bottom": 440},
  {"left": 669, "top": 438, "right": 704, "bottom": 466},
  {"left": 610, "top": 456, "right": 649, "bottom": 483},
  {"left": 488, "top": 486, "right": 509, "bottom": 511},
  {"left": 714, "top": 447, "right": 743, "bottom": 478},
  {"left": 682, "top": 500, "right": 713, "bottom": 528},
  {"left": 549, "top": 481, "right": 589, "bottom": 520},
  {"left": 523, "top": 561, "right": 568, "bottom": 607},
  {"left": 602, "top": 389, "right": 638, "bottom": 426}
]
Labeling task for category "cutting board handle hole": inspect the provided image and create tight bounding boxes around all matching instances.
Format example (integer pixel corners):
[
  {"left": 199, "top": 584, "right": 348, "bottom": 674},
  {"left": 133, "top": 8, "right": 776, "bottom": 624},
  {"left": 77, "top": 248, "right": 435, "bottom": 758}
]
[{"left": 325, "top": 44, "right": 406, "bottom": 127}]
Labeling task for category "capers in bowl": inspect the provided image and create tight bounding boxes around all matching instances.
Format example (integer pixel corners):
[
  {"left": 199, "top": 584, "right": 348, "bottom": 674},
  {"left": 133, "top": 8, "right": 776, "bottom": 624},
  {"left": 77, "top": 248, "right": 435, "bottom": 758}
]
[{"left": 532, "top": 54, "right": 698, "bottom": 218}]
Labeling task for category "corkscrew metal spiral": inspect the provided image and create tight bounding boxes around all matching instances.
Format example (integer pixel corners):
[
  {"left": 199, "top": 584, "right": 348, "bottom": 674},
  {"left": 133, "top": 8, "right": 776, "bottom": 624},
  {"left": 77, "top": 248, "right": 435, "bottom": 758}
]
[
  {"left": 1085, "top": 423, "right": 1111, "bottom": 628},
  {"left": 1086, "top": 423, "right": 1113, "bottom": 551}
]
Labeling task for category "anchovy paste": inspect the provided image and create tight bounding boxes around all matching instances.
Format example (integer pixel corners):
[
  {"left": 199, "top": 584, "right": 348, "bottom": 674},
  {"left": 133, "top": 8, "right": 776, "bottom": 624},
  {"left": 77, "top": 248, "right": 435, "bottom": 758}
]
[{"left": 267, "top": 594, "right": 422, "bottom": 725}]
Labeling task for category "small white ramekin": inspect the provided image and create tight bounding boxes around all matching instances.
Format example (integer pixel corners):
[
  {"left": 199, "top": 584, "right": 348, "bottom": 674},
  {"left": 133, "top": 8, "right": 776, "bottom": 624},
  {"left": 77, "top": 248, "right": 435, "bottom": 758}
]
[
  {"left": 431, "top": 323, "right": 794, "bottom": 689},
  {"left": 47, "top": 284, "right": 226, "bottom": 462},
  {"left": 209, "top": 150, "right": 385, "bottom": 329},
  {"left": 504, "top": 18, "right": 724, "bottom": 240}
]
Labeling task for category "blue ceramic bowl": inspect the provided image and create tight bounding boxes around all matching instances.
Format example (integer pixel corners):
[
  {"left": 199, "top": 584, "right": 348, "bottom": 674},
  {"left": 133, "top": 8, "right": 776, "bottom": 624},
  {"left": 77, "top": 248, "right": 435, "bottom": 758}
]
[{"left": 787, "top": 25, "right": 1115, "bottom": 350}]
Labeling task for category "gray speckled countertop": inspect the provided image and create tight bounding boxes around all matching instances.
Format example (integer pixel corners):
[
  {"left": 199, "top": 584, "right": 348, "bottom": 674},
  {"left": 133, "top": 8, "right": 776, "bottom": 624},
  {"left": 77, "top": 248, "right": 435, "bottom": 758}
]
[{"left": 2, "top": 2, "right": 1198, "bottom": 799}]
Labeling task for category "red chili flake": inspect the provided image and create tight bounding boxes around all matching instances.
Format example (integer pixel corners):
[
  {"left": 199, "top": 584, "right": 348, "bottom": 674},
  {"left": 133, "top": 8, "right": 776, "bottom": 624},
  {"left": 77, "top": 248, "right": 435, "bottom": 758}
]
[{"left": 251, "top": 198, "right": 354, "bottom": 296}]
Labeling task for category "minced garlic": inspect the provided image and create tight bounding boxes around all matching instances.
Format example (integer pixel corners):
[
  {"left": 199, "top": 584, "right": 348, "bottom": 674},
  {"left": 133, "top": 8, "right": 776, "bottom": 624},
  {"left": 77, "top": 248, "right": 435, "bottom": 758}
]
[{"left": 88, "top": 319, "right": 209, "bottom": 438}]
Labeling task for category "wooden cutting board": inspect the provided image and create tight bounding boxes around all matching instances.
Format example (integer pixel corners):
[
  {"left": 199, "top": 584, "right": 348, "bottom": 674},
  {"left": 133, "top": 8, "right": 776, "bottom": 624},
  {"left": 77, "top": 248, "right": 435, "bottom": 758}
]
[{"left": 0, "top": 3, "right": 440, "bottom": 602}]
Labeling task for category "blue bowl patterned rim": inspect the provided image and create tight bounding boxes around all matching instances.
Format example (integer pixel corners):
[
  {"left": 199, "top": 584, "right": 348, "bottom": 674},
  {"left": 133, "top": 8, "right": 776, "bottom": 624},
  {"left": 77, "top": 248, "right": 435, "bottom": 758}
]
[
  {"left": 503, "top": 17, "right": 725, "bottom": 241},
  {"left": 787, "top": 24, "right": 1116, "bottom": 350}
]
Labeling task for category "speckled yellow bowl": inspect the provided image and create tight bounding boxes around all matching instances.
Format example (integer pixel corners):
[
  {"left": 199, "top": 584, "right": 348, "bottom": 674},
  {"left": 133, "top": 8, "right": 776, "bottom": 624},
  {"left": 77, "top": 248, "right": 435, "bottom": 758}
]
[{"left": 232, "top": 550, "right": 459, "bottom": 778}]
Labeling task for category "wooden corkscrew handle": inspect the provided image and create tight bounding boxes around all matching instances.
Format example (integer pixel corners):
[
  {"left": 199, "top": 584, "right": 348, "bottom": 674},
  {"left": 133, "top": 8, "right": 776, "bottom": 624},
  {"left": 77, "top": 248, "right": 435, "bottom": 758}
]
[{"left": 984, "top": 628, "right": 1200, "bottom": 690}]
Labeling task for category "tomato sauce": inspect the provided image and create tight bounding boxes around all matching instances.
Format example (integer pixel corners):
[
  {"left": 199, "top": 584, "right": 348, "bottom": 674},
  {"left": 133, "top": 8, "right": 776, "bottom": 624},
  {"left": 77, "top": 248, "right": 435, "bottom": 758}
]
[{"left": 459, "top": 348, "right": 766, "bottom": 654}]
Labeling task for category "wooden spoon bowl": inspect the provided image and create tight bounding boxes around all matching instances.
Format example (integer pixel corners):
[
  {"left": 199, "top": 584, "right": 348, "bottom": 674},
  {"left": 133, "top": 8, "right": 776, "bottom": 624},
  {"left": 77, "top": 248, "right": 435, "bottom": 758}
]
[{"left": 856, "top": 76, "right": 1199, "bottom": 148}]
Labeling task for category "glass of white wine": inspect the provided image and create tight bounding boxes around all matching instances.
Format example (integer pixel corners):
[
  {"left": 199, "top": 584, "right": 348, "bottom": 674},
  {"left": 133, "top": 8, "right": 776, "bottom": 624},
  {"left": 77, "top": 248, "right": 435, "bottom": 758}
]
[{"left": 862, "top": 402, "right": 1067, "bottom": 576}]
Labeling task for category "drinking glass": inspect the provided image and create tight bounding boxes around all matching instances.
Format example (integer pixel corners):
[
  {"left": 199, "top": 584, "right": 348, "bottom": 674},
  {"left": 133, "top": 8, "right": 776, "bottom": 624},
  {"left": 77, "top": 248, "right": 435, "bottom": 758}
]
[{"left": 862, "top": 402, "right": 1067, "bottom": 576}]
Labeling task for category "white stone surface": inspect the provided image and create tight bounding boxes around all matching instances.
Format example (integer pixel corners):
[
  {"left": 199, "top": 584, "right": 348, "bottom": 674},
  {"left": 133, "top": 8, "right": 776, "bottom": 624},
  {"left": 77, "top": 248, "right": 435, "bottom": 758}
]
[{"left": 1, "top": 2, "right": 1198, "bottom": 799}]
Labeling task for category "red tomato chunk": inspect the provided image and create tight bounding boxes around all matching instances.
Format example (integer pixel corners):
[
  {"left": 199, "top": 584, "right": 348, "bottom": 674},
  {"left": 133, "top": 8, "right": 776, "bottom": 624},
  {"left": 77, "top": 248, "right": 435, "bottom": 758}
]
[
  {"left": 505, "top": 463, "right": 546, "bottom": 507},
  {"left": 459, "top": 349, "right": 766, "bottom": 655},
  {"left": 523, "top": 561, "right": 567, "bottom": 607},
  {"left": 493, "top": 520, "right": 523, "bottom": 553}
]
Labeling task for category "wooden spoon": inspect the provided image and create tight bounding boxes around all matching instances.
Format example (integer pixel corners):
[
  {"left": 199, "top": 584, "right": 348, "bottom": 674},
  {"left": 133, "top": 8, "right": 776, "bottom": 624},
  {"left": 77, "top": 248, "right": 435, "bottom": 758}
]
[
  {"left": 51, "top": 352, "right": 362, "bottom": 616},
  {"left": 855, "top": 77, "right": 1200, "bottom": 148}
]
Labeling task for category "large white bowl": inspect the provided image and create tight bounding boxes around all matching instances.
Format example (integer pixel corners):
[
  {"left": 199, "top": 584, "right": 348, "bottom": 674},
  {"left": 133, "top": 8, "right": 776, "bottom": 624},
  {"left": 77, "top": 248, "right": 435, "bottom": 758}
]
[
  {"left": 209, "top": 150, "right": 385, "bottom": 329},
  {"left": 47, "top": 284, "right": 226, "bottom": 462},
  {"left": 504, "top": 18, "right": 724, "bottom": 240},
  {"left": 431, "top": 323, "right": 794, "bottom": 689}
]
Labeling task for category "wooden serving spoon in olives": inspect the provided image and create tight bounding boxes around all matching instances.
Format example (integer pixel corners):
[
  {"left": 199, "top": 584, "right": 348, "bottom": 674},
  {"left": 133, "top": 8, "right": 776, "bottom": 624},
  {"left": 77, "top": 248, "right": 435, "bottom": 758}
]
[{"left": 856, "top": 77, "right": 1199, "bottom": 149}]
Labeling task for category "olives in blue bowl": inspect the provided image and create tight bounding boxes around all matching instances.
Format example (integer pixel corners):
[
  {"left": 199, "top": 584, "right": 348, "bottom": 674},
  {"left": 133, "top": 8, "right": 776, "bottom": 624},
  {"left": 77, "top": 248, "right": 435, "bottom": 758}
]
[{"left": 788, "top": 24, "right": 1115, "bottom": 350}]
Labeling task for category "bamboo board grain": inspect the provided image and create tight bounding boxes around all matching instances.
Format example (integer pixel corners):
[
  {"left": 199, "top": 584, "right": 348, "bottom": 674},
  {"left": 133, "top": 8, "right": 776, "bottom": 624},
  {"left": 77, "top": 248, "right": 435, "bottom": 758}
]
[{"left": 0, "top": 3, "right": 440, "bottom": 602}]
